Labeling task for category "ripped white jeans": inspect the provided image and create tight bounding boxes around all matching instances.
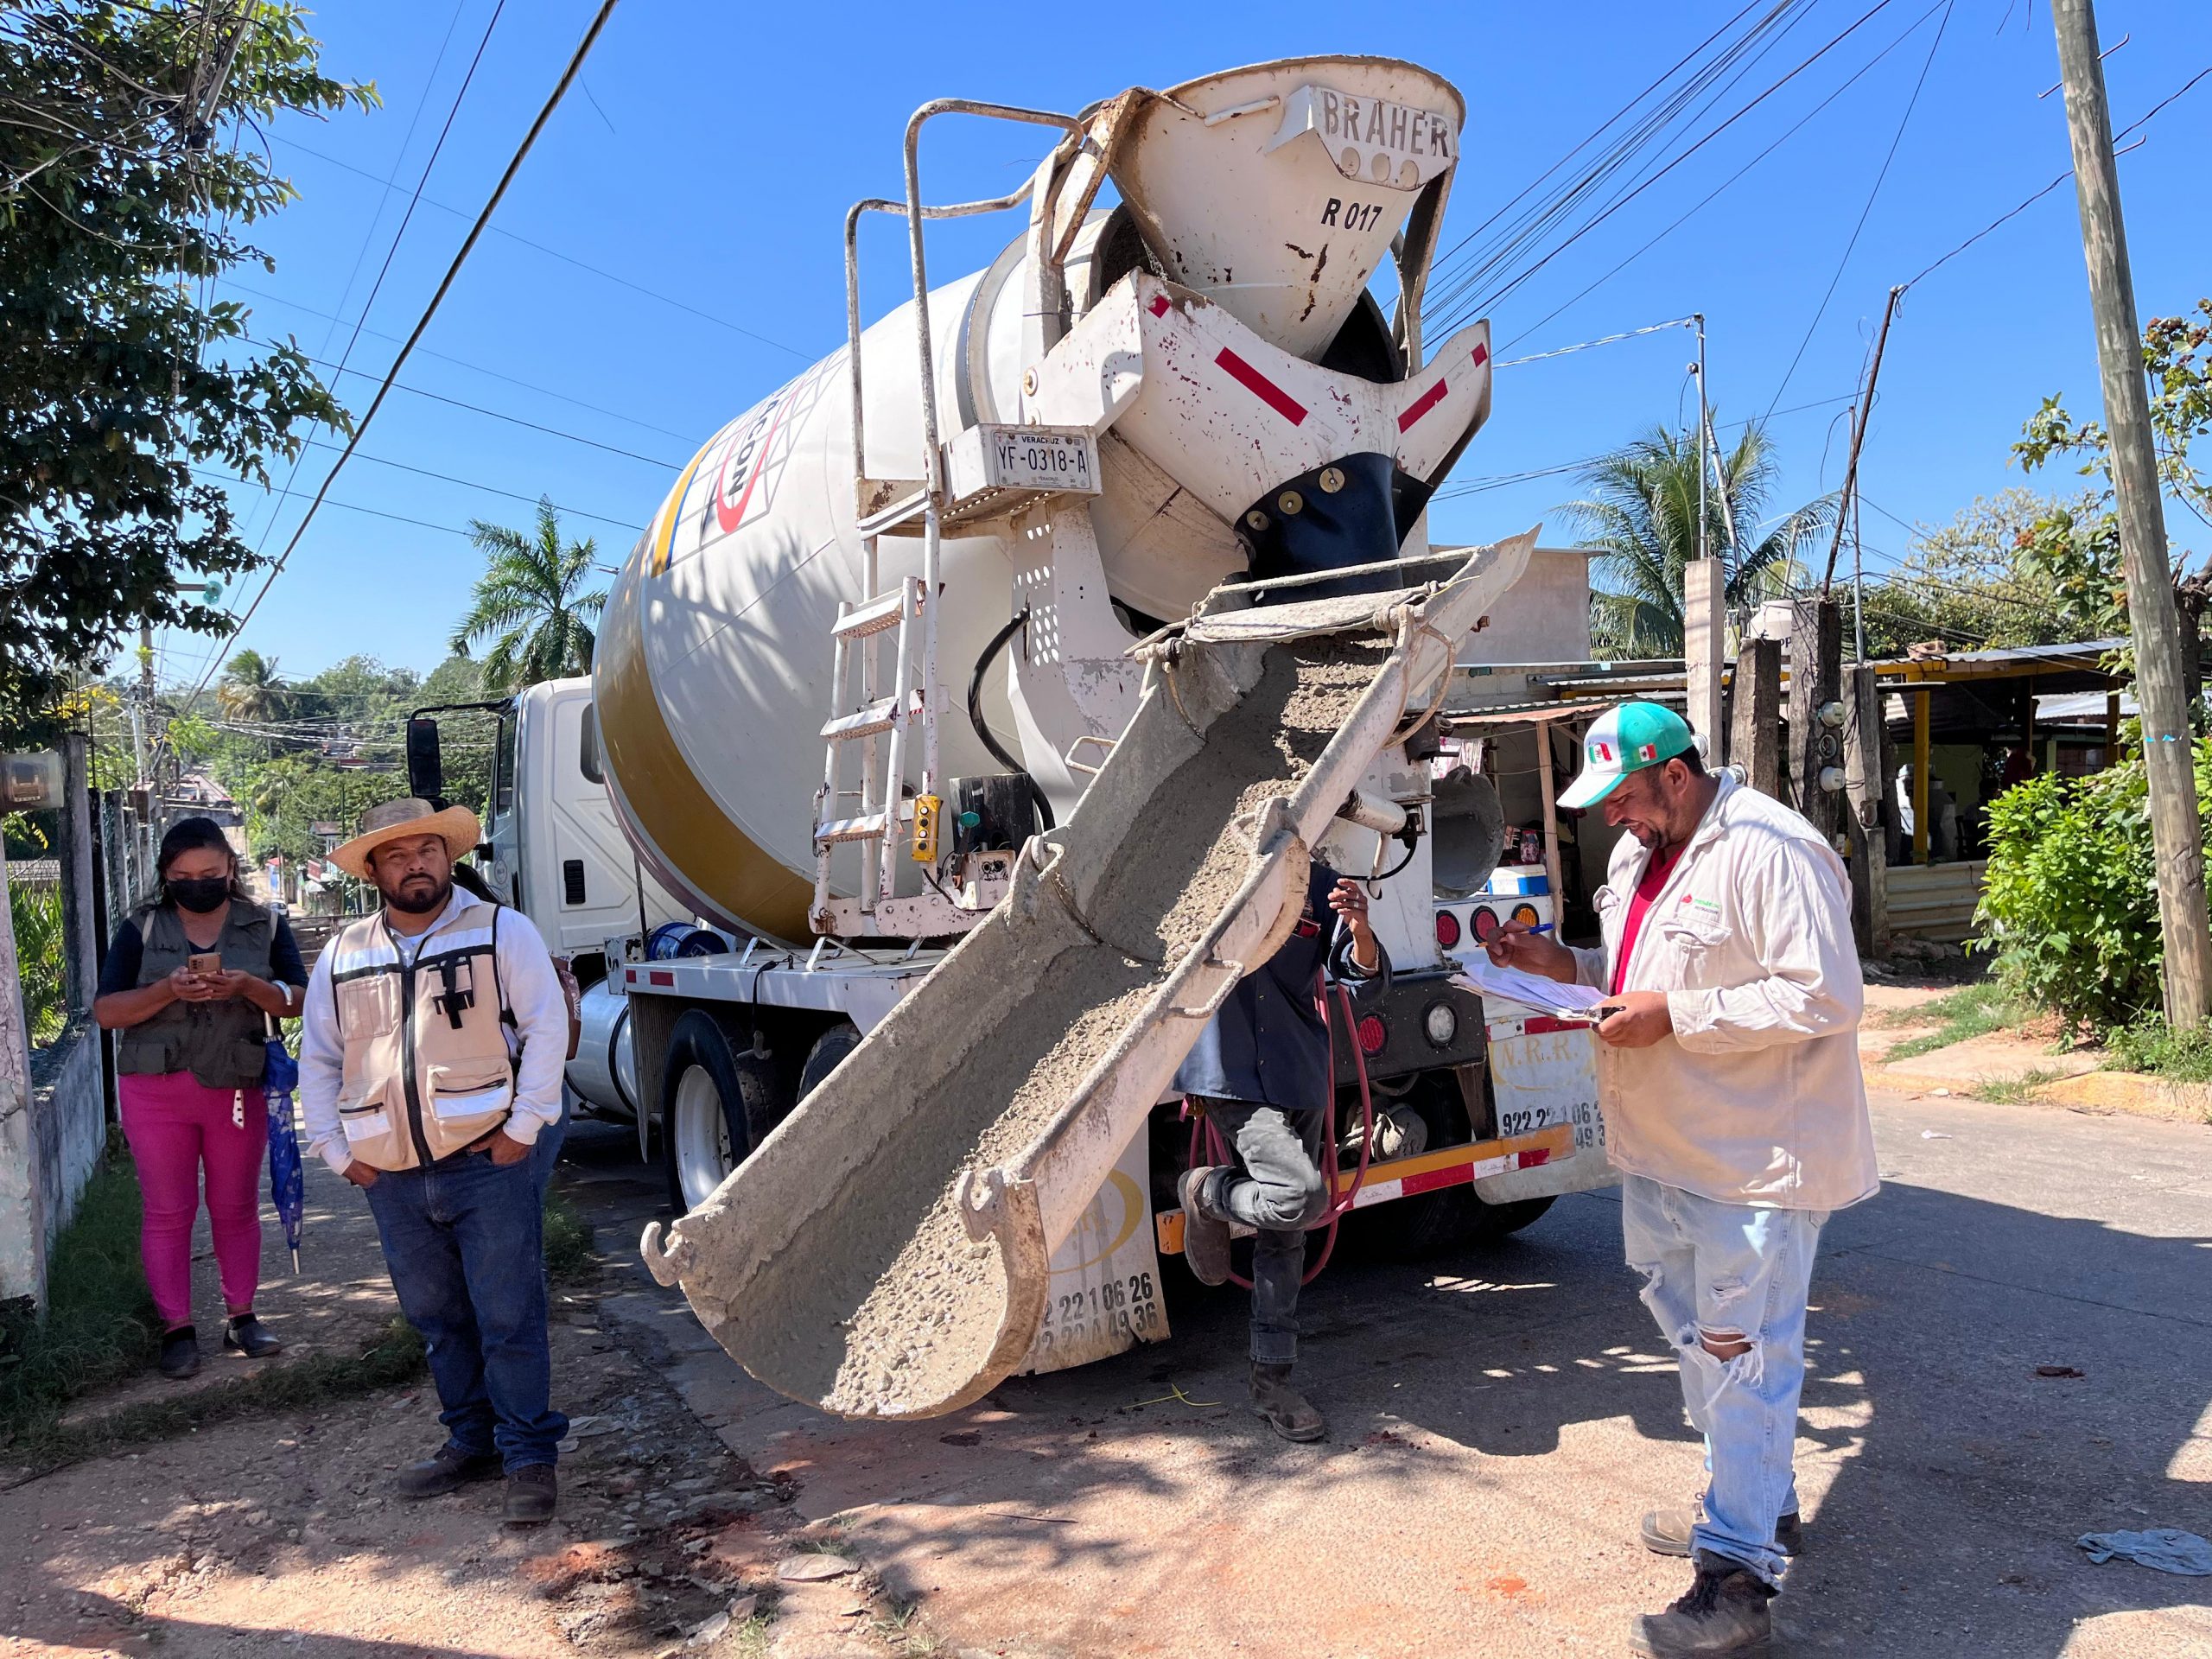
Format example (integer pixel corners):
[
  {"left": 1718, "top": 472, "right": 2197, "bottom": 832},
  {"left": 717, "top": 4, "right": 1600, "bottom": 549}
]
[{"left": 1620, "top": 1173, "right": 1828, "bottom": 1586}]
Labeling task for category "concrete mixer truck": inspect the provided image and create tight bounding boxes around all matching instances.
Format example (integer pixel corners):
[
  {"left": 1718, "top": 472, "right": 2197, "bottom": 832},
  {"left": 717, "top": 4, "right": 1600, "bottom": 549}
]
[{"left": 405, "top": 54, "right": 1614, "bottom": 1417}]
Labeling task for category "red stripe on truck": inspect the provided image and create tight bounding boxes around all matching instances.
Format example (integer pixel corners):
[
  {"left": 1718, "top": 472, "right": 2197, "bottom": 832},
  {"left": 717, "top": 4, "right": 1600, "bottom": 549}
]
[
  {"left": 1214, "top": 347, "right": 1308, "bottom": 425},
  {"left": 1397, "top": 377, "right": 1450, "bottom": 432}
]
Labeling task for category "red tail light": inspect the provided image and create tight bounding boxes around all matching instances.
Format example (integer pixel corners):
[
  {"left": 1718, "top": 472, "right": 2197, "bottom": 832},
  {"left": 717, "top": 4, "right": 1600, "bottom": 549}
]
[
  {"left": 1357, "top": 1014, "right": 1387, "bottom": 1054},
  {"left": 1435, "top": 909, "right": 1462, "bottom": 949}
]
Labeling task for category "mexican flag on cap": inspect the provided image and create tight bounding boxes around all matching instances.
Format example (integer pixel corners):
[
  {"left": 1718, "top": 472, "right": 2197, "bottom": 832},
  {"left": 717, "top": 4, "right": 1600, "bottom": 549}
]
[{"left": 1557, "top": 702, "right": 1695, "bottom": 810}]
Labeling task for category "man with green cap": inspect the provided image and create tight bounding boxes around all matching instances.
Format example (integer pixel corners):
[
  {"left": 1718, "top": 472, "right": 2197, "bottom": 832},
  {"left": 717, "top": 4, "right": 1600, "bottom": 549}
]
[{"left": 1487, "top": 701, "right": 1876, "bottom": 1659}]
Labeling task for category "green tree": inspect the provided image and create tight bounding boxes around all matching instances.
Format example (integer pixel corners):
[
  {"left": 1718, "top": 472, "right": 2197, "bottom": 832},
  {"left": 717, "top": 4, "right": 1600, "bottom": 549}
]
[
  {"left": 215, "top": 648, "right": 287, "bottom": 722},
  {"left": 2010, "top": 298, "right": 2212, "bottom": 664},
  {"left": 1564, "top": 423, "right": 1834, "bottom": 657},
  {"left": 1857, "top": 488, "right": 2097, "bottom": 656},
  {"left": 0, "top": 2, "right": 375, "bottom": 738},
  {"left": 450, "top": 499, "right": 607, "bottom": 692}
]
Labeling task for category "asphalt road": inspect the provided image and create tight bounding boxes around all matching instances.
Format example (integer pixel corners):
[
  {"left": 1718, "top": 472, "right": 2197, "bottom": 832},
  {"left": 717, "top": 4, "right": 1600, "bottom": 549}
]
[{"left": 556, "top": 1088, "right": 2212, "bottom": 1657}]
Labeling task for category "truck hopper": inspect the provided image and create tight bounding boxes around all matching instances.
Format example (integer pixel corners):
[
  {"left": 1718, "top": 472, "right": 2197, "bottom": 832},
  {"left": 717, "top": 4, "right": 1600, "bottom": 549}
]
[{"left": 641, "top": 532, "right": 1533, "bottom": 1420}]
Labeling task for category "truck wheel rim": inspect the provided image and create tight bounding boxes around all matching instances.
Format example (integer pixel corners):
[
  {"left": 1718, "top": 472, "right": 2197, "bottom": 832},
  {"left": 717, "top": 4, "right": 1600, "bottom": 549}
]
[{"left": 673, "top": 1065, "right": 734, "bottom": 1209}]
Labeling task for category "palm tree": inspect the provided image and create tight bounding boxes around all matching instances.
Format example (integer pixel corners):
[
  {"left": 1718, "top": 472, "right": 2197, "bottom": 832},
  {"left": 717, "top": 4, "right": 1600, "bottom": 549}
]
[
  {"left": 1564, "top": 423, "right": 1836, "bottom": 658},
  {"left": 216, "top": 649, "right": 288, "bottom": 721},
  {"left": 449, "top": 498, "right": 608, "bottom": 692}
]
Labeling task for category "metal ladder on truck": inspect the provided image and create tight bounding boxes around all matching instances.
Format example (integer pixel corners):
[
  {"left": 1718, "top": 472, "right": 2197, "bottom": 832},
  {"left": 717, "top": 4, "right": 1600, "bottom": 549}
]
[{"left": 808, "top": 98, "right": 1116, "bottom": 940}]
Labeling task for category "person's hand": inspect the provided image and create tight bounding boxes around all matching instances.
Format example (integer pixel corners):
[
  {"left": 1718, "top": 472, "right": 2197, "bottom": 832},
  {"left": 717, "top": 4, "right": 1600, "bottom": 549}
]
[
  {"left": 342, "top": 1160, "right": 378, "bottom": 1188},
  {"left": 1484, "top": 918, "right": 1578, "bottom": 984},
  {"left": 206, "top": 969, "right": 257, "bottom": 1001},
  {"left": 1327, "top": 879, "right": 1375, "bottom": 942},
  {"left": 167, "top": 964, "right": 219, "bottom": 1002},
  {"left": 1594, "top": 990, "right": 1675, "bottom": 1048},
  {"left": 470, "top": 1128, "right": 531, "bottom": 1166}
]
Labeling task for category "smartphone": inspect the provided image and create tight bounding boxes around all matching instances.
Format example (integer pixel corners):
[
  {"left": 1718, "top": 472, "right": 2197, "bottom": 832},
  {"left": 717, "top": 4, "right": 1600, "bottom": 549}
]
[{"left": 187, "top": 952, "right": 221, "bottom": 976}]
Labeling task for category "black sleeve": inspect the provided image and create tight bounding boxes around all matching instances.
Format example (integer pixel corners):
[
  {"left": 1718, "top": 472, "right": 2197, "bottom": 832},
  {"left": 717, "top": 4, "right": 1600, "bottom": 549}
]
[
  {"left": 269, "top": 917, "right": 308, "bottom": 988},
  {"left": 98, "top": 920, "right": 146, "bottom": 998}
]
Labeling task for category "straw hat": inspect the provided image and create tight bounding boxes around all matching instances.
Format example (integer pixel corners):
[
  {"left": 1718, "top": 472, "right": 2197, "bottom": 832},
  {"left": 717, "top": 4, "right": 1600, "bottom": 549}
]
[{"left": 331, "top": 797, "right": 484, "bottom": 880}]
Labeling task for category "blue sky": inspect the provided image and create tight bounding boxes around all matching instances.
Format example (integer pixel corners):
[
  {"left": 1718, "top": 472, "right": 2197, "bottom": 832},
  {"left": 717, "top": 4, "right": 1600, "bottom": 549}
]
[{"left": 161, "top": 0, "right": 2212, "bottom": 690}]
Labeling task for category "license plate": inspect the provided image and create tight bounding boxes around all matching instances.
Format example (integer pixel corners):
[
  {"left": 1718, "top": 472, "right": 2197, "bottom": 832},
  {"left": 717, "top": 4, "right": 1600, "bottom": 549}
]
[{"left": 986, "top": 429, "right": 1096, "bottom": 493}]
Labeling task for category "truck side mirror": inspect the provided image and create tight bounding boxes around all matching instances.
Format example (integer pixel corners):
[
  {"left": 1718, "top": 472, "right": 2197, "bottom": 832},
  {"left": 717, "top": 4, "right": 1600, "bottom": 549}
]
[{"left": 406, "top": 716, "right": 447, "bottom": 808}]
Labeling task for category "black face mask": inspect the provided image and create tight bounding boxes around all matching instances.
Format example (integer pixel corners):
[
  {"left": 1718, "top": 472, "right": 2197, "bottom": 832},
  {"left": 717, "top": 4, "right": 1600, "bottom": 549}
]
[{"left": 166, "top": 876, "right": 232, "bottom": 915}]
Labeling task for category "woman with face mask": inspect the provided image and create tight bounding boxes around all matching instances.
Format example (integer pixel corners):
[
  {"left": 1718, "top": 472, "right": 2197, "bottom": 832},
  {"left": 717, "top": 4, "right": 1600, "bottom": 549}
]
[{"left": 93, "top": 817, "right": 308, "bottom": 1378}]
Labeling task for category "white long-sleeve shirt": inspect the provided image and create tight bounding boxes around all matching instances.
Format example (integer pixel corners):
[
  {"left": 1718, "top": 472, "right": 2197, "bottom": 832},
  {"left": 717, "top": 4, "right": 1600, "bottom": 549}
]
[
  {"left": 1570, "top": 772, "right": 1878, "bottom": 1211},
  {"left": 300, "top": 889, "right": 569, "bottom": 1176}
]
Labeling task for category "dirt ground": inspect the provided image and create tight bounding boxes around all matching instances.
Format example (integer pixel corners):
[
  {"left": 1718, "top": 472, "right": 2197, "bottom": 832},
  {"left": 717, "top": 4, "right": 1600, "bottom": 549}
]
[{"left": 0, "top": 1151, "right": 920, "bottom": 1659}]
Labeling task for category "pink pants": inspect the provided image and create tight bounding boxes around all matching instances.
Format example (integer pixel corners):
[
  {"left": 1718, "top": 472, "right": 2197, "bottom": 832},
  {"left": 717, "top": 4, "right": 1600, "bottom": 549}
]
[{"left": 118, "top": 1071, "right": 267, "bottom": 1330}]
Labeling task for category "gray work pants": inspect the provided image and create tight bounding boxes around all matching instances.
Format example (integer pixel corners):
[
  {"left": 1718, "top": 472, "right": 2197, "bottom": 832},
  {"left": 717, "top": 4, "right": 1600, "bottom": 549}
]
[{"left": 1197, "top": 1097, "right": 1330, "bottom": 1366}]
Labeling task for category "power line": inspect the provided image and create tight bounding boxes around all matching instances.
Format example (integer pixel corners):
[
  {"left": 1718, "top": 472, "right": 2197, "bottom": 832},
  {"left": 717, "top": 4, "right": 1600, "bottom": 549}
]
[
  {"left": 272, "top": 132, "right": 813, "bottom": 361},
  {"left": 233, "top": 332, "right": 681, "bottom": 467},
  {"left": 289, "top": 440, "right": 645, "bottom": 531},
  {"left": 1764, "top": 0, "right": 1952, "bottom": 417},
  {"left": 170, "top": 0, "right": 626, "bottom": 737},
  {"left": 1498, "top": 0, "right": 1950, "bottom": 354},
  {"left": 222, "top": 276, "right": 697, "bottom": 441}
]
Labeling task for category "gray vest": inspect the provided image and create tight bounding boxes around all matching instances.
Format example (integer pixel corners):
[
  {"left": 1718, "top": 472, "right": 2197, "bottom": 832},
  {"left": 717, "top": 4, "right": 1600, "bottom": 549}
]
[{"left": 116, "top": 899, "right": 276, "bottom": 1090}]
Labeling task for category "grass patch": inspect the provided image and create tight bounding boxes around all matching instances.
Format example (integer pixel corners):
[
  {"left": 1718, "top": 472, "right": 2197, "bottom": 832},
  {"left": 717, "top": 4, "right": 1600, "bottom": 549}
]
[
  {"left": 1968, "top": 1067, "right": 2068, "bottom": 1105},
  {"left": 2105, "top": 1019, "right": 2212, "bottom": 1084},
  {"left": 0, "top": 1145, "right": 160, "bottom": 1433},
  {"left": 1881, "top": 982, "right": 2022, "bottom": 1062},
  {"left": 543, "top": 1188, "right": 595, "bottom": 1283},
  {"left": 3, "top": 1315, "right": 425, "bottom": 1480}
]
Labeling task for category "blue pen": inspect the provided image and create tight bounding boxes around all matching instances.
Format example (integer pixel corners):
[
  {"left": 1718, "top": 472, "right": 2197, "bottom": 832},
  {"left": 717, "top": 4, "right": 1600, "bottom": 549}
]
[{"left": 1523, "top": 922, "right": 1555, "bottom": 935}]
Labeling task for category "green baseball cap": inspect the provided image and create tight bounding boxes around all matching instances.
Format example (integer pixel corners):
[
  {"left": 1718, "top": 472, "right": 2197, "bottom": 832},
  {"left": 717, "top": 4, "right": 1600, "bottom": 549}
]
[{"left": 1557, "top": 702, "right": 1694, "bottom": 810}]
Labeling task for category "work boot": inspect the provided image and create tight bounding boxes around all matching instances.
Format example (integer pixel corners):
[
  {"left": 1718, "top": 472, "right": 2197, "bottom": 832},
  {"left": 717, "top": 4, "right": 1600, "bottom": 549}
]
[
  {"left": 1629, "top": 1553, "right": 1776, "bottom": 1658},
  {"left": 1249, "top": 1362, "right": 1325, "bottom": 1442},
  {"left": 223, "top": 1313, "right": 283, "bottom": 1359},
  {"left": 157, "top": 1325, "right": 200, "bottom": 1380},
  {"left": 504, "top": 1464, "right": 558, "bottom": 1526},
  {"left": 393, "top": 1444, "right": 504, "bottom": 1499},
  {"left": 1642, "top": 1501, "right": 1802, "bottom": 1558},
  {"left": 1178, "top": 1166, "right": 1232, "bottom": 1287}
]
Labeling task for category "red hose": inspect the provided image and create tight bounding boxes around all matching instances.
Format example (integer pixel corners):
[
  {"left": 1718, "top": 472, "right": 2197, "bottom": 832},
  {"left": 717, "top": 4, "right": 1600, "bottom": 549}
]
[{"left": 1184, "top": 969, "right": 1377, "bottom": 1289}]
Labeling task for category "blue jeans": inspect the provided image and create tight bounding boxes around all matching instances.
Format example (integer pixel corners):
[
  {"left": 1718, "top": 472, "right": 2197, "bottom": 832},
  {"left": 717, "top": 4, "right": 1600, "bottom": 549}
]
[
  {"left": 365, "top": 1149, "right": 568, "bottom": 1471},
  {"left": 1620, "top": 1173, "right": 1827, "bottom": 1587},
  {"left": 1197, "top": 1099, "right": 1329, "bottom": 1366},
  {"left": 530, "top": 1092, "right": 570, "bottom": 1203}
]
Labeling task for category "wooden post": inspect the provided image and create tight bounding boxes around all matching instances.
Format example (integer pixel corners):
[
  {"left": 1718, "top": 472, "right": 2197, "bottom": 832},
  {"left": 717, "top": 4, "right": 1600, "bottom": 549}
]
[
  {"left": 1912, "top": 687, "right": 1931, "bottom": 866},
  {"left": 2105, "top": 690, "right": 2120, "bottom": 769},
  {"left": 1844, "top": 664, "right": 1889, "bottom": 956},
  {"left": 1788, "top": 598, "right": 1844, "bottom": 840},
  {"left": 1730, "top": 637, "right": 1783, "bottom": 799},
  {"left": 2053, "top": 0, "right": 2211, "bottom": 1027},
  {"left": 1684, "top": 559, "right": 1726, "bottom": 766},
  {"left": 1535, "top": 721, "right": 1567, "bottom": 908}
]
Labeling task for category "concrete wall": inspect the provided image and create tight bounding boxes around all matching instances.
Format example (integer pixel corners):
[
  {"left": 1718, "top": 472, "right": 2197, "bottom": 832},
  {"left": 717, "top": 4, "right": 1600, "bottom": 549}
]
[
  {"left": 1454, "top": 546, "right": 1592, "bottom": 666},
  {"left": 29, "top": 1018, "right": 105, "bottom": 1242}
]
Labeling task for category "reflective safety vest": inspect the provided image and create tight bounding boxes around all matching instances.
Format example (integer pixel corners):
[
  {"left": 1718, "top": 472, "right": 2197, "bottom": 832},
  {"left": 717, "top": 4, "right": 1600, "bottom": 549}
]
[{"left": 326, "top": 899, "right": 518, "bottom": 1172}]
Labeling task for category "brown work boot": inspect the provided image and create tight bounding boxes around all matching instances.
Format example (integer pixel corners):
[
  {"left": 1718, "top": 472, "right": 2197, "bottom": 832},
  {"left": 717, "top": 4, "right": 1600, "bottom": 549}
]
[
  {"left": 1642, "top": 1501, "right": 1802, "bottom": 1558},
  {"left": 1629, "top": 1554, "right": 1775, "bottom": 1658},
  {"left": 503, "top": 1464, "right": 558, "bottom": 1526},
  {"left": 1249, "top": 1362, "right": 1325, "bottom": 1442},
  {"left": 1178, "top": 1166, "right": 1231, "bottom": 1287},
  {"left": 393, "top": 1443, "right": 502, "bottom": 1499}
]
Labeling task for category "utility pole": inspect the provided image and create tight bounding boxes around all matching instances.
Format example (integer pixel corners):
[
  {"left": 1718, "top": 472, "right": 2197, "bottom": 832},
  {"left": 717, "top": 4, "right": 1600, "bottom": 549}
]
[
  {"left": 132, "top": 621, "right": 155, "bottom": 787},
  {"left": 1821, "top": 285, "right": 1904, "bottom": 607},
  {"left": 2053, "top": 0, "right": 2210, "bottom": 1028}
]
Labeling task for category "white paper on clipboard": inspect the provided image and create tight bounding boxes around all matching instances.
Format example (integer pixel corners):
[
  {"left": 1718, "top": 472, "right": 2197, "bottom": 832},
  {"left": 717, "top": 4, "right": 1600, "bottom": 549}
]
[{"left": 1449, "top": 961, "right": 1612, "bottom": 1022}]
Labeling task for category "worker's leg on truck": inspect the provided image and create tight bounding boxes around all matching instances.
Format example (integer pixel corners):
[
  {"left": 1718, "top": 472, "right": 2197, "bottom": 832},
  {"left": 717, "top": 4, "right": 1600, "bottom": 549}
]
[{"left": 1196, "top": 1098, "right": 1329, "bottom": 1441}]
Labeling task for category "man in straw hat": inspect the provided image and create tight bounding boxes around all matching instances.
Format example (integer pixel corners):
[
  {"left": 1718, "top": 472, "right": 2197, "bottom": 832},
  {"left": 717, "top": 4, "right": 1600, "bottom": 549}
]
[
  {"left": 301, "top": 798, "right": 573, "bottom": 1524},
  {"left": 1485, "top": 702, "right": 1876, "bottom": 1659}
]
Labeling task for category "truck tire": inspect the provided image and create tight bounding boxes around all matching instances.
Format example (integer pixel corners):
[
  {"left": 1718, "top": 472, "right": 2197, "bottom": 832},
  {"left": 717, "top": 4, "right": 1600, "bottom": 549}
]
[
  {"left": 661, "top": 1011, "right": 778, "bottom": 1216},
  {"left": 1382, "top": 1187, "right": 1557, "bottom": 1260},
  {"left": 796, "top": 1021, "right": 862, "bottom": 1103}
]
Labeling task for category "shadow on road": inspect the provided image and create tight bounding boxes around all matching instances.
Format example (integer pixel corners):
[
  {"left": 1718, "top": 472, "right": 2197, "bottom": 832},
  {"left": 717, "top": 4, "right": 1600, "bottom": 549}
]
[{"left": 561, "top": 1119, "right": 2212, "bottom": 1656}]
